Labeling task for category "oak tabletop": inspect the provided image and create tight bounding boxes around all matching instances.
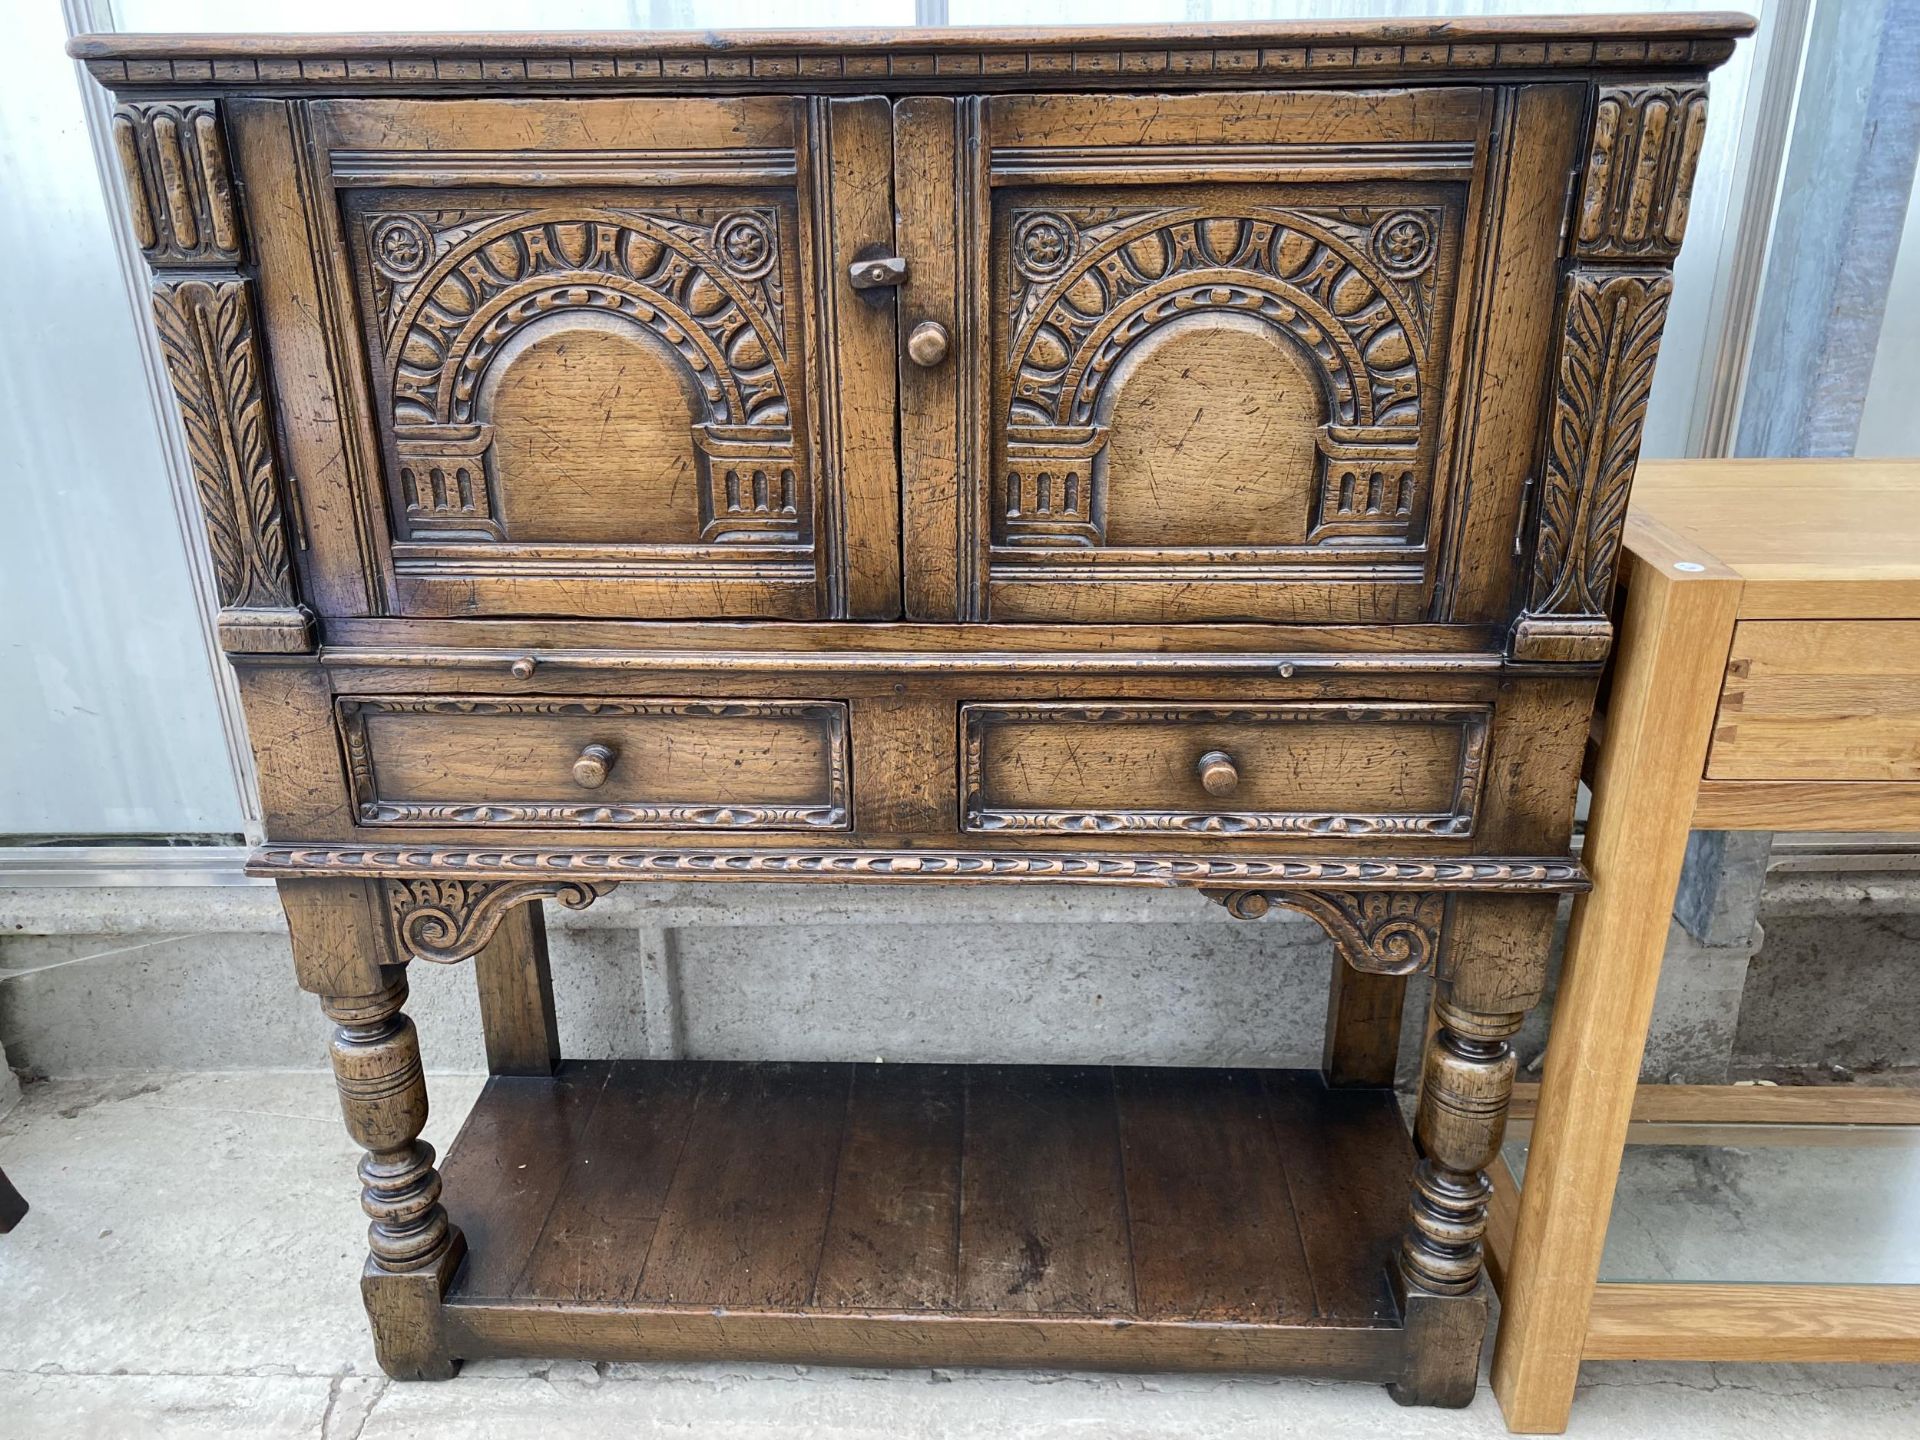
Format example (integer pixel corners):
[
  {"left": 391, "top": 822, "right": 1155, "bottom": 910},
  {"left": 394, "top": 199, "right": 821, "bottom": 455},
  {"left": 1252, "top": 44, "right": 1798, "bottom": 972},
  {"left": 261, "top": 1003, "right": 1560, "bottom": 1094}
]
[{"left": 1628, "top": 459, "right": 1920, "bottom": 616}]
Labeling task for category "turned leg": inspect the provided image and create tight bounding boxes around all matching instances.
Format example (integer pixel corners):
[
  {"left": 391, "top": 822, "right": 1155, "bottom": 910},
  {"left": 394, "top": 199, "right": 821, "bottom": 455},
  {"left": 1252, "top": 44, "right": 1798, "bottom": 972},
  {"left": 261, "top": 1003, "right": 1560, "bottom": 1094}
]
[
  {"left": 325, "top": 969, "right": 465, "bottom": 1379},
  {"left": 282, "top": 878, "right": 464, "bottom": 1380},
  {"left": 1391, "top": 895, "right": 1554, "bottom": 1408}
]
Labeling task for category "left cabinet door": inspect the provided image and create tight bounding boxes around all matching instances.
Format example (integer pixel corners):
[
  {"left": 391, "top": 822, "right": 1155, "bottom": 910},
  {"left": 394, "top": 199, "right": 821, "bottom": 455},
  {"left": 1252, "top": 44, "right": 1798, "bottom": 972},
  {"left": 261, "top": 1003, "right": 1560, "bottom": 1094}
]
[{"left": 229, "top": 96, "right": 900, "bottom": 621}]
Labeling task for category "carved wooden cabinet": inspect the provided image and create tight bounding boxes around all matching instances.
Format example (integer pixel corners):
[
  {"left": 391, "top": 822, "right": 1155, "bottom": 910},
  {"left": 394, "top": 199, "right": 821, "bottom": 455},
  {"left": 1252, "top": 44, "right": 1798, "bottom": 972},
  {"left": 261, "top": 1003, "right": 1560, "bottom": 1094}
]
[{"left": 77, "top": 15, "right": 1747, "bottom": 1406}]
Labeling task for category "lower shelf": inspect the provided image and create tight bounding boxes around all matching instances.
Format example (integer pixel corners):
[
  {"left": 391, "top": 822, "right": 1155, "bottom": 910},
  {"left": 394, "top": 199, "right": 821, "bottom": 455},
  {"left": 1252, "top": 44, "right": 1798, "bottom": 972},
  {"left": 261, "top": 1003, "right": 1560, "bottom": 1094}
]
[{"left": 438, "top": 1059, "right": 1416, "bottom": 1376}]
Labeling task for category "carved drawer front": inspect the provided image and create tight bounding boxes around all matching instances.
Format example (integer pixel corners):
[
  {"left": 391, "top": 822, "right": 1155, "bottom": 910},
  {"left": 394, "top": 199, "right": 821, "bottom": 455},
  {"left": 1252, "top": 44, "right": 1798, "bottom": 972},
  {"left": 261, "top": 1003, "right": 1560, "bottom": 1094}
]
[
  {"left": 960, "top": 701, "right": 1490, "bottom": 838},
  {"left": 261, "top": 96, "right": 896, "bottom": 621},
  {"left": 898, "top": 88, "right": 1495, "bottom": 624},
  {"left": 1706, "top": 621, "right": 1920, "bottom": 782},
  {"left": 338, "top": 697, "right": 850, "bottom": 829}
]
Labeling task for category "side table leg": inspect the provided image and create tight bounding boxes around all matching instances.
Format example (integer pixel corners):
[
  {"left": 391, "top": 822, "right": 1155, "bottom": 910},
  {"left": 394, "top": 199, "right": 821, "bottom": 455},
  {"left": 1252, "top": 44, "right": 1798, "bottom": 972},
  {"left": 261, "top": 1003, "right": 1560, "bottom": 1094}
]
[
  {"left": 282, "top": 878, "right": 464, "bottom": 1380},
  {"left": 1490, "top": 551, "right": 1740, "bottom": 1432},
  {"left": 1391, "top": 895, "right": 1555, "bottom": 1408}
]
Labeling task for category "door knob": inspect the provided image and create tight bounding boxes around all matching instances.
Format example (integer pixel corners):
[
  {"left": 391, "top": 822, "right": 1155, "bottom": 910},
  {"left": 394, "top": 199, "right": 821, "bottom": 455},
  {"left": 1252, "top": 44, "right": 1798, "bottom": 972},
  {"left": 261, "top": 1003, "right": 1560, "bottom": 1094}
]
[
  {"left": 906, "top": 320, "right": 950, "bottom": 368},
  {"left": 572, "top": 743, "right": 617, "bottom": 790},
  {"left": 1197, "top": 750, "right": 1239, "bottom": 796}
]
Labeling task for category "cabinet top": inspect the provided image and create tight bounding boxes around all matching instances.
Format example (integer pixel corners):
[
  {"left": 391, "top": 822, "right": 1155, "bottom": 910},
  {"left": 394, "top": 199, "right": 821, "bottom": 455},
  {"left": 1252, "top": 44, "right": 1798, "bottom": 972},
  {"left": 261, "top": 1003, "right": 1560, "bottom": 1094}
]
[{"left": 74, "top": 14, "right": 1753, "bottom": 95}]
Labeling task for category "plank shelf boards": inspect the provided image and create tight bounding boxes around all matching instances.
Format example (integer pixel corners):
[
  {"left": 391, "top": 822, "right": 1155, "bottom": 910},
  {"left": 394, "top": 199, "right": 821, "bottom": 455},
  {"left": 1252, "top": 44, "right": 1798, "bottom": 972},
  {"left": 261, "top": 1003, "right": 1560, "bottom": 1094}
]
[{"left": 435, "top": 1059, "right": 1417, "bottom": 1376}]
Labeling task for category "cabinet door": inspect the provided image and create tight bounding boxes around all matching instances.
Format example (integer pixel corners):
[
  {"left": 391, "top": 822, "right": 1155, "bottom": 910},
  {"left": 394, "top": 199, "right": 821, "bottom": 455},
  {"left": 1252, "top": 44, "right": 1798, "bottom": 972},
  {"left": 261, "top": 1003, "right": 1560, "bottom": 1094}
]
[
  {"left": 897, "top": 89, "right": 1508, "bottom": 624},
  {"left": 236, "top": 97, "right": 898, "bottom": 620}
]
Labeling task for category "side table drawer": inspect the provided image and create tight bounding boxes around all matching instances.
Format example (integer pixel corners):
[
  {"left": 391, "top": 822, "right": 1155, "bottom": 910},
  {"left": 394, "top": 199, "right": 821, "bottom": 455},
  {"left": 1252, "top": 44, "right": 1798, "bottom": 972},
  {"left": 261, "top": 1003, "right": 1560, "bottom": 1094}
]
[
  {"left": 1708, "top": 621, "right": 1920, "bottom": 782},
  {"left": 338, "top": 696, "right": 850, "bottom": 829},
  {"left": 959, "top": 701, "right": 1491, "bottom": 838}
]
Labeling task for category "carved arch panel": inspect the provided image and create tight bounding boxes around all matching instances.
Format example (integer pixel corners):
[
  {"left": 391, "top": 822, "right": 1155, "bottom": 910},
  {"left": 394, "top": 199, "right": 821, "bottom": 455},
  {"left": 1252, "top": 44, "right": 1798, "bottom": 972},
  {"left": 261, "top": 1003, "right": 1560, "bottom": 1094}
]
[
  {"left": 263, "top": 94, "right": 902, "bottom": 621},
  {"left": 997, "top": 201, "right": 1444, "bottom": 555},
  {"left": 919, "top": 87, "right": 1492, "bottom": 624},
  {"left": 349, "top": 201, "right": 808, "bottom": 550}
]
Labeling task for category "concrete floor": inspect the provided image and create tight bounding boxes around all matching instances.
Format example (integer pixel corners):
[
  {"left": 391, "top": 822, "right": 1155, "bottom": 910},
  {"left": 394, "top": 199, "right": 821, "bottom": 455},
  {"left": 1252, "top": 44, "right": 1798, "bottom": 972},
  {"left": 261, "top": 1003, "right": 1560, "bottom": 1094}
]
[{"left": 3, "top": 1072, "right": 1919, "bottom": 1439}]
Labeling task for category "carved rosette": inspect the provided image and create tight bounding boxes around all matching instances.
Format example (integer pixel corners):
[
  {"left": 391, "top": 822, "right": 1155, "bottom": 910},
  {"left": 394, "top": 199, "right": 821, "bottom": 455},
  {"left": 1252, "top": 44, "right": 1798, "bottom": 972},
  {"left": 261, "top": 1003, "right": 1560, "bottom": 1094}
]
[
  {"left": 1001, "top": 204, "right": 1437, "bottom": 551},
  {"left": 1211, "top": 888, "right": 1447, "bottom": 974},
  {"left": 385, "top": 878, "right": 615, "bottom": 965},
  {"left": 356, "top": 206, "right": 804, "bottom": 549}
]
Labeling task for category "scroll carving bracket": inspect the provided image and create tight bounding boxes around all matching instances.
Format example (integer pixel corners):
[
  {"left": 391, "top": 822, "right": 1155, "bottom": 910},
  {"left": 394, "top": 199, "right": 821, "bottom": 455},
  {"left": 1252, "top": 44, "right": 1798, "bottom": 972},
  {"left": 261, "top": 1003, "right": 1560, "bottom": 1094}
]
[
  {"left": 384, "top": 878, "right": 617, "bottom": 965},
  {"left": 1208, "top": 887, "right": 1448, "bottom": 976}
]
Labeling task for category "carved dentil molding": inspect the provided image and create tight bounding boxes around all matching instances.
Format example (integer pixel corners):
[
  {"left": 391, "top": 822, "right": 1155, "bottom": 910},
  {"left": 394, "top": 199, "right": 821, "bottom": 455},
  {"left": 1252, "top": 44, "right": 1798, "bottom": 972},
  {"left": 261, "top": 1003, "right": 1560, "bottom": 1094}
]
[
  {"left": 1210, "top": 888, "right": 1447, "bottom": 974},
  {"left": 82, "top": 33, "right": 1739, "bottom": 96},
  {"left": 384, "top": 878, "right": 616, "bottom": 964}
]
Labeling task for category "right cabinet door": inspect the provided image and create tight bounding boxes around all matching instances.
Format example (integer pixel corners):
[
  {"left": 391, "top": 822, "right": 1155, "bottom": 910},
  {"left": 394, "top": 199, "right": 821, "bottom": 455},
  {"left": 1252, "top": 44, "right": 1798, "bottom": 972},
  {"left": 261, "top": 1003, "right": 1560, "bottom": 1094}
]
[{"left": 897, "top": 86, "right": 1549, "bottom": 625}]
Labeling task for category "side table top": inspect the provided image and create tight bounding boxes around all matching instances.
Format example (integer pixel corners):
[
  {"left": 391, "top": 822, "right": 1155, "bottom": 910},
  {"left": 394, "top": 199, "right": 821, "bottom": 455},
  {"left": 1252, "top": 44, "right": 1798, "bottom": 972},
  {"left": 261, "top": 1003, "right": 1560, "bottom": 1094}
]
[{"left": 1628, "top": 459, "right": 1920, "bottom": 617}]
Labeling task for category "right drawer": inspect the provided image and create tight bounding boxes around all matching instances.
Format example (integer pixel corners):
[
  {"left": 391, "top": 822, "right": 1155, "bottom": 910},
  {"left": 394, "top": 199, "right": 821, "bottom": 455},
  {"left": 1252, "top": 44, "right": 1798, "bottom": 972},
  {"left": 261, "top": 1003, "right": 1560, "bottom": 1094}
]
[
  {"left": 1707, "top": 620, "right": 1920, "bottom": 781},
  {"left": 959, "top": 701, "right": 1491, "bottom": 839}
]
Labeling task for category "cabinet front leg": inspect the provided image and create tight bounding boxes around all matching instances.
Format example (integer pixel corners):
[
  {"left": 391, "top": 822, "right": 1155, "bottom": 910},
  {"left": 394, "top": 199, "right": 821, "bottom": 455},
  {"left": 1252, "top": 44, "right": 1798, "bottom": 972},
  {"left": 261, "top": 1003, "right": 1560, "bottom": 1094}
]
[
  {"left": 1403, "top": 992, "right": 1520, "bottom": 1299},
  {"left": 323, "top": 968, "right": 465, "bottom": 1380},
  {"left": 1390, "top": 893, "right": 1551, "bottom": 1408}
]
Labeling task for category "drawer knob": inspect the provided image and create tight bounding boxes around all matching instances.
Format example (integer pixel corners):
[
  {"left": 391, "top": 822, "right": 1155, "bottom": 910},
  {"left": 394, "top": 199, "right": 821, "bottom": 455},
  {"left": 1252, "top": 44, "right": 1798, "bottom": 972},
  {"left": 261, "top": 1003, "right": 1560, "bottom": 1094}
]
[
  {"left": 509, "top": 655, "right": 537, "bottom": 679},
  {"left": 1197, "top": 750, "right": 1240, "bottom": 796},
  {"left": 906, "top": 320, "right": 950, "bottom": 368},
  {"left": 572, "top": 743, "right": 617, "bottom": 790}
]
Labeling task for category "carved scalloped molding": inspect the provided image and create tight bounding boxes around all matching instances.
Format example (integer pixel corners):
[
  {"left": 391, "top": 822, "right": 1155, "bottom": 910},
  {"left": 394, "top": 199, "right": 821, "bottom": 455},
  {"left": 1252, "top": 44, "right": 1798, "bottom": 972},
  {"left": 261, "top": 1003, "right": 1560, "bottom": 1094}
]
[{"left": 253, "top": 845, "right": 1588, "bottom": 892}]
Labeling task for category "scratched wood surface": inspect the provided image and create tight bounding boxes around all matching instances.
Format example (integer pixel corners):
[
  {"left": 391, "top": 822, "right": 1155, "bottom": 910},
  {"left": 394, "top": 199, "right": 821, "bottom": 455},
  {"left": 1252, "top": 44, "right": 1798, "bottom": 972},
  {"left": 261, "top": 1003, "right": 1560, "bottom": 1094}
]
[{"left": 441, "top": 1060, "right": 1411, "bottom": 1335}]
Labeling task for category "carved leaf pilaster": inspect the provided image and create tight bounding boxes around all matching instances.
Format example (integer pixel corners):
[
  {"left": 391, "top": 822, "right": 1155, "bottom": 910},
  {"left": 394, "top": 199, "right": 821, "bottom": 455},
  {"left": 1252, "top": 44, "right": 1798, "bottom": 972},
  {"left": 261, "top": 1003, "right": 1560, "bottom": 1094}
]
[
  {"left": 150, "top": 278, "right": 306, "bottom": 649},
  {"left": 1212, "top": 888, "right": 1447, "bottom": 975},
  {"left": 385, "top": 878, "right": 616, "bottom": 965},
  {"left": 1511, "top": 269, "right": 1671, "bottom": 662}
]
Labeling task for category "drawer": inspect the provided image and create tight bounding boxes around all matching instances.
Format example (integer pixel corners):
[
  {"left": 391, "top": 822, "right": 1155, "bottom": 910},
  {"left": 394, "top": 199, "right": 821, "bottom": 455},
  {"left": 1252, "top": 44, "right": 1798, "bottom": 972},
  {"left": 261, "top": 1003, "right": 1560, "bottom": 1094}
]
[
  {"left": 959, "top": 702, "right": 1490, "bottom": 838},
  {"left": 1707, "top": 621, "right": 1920, "bottom": 782},
  {"left": 338, "top": 696, "right": 850, "bottom": 829}
]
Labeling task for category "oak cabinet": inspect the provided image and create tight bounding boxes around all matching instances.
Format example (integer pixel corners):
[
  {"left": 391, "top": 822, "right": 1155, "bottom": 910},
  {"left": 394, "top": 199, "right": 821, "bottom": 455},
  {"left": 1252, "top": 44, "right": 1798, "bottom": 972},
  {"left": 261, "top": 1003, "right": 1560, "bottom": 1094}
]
[
  {"left": 78, "top": 14, "right": 1748, "bottom": 1408},
  {"left": 226, "top": 80, "right": 1576, "bottom": 629}
]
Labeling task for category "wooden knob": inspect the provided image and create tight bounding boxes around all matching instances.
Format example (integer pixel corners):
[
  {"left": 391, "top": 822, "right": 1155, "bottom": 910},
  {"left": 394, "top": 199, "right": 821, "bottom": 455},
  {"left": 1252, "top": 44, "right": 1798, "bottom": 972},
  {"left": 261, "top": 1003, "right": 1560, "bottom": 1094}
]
[
  {"left": 1197, "top": 750, "right": 1239, "bottom": 796},
  {"left": 906, "top": 320, "right": 950, "bottom": 367},
  {"left": 509, "top": 655, "right": 537, "bottom": 679},
  {"left": 571, "top": 743, "right": 616, "bottom": 790}
]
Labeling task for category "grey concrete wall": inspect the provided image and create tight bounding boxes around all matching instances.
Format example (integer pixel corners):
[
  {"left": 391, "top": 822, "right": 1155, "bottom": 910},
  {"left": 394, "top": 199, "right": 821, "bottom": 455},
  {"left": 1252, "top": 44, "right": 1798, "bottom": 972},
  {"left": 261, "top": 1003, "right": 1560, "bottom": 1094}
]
[
  {"left": 2, "top": 873, "right": 1910, "bottom": 1082},
  {"left": 1, "top": 884, "right": 1338, "bottom": 1077}
]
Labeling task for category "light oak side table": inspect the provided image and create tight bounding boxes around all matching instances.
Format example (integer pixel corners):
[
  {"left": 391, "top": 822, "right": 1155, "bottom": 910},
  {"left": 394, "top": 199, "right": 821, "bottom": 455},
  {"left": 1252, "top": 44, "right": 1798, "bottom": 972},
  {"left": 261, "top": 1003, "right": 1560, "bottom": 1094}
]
[{"left": 1489, "top": 458, "right": 1920, "bottom": 1433}]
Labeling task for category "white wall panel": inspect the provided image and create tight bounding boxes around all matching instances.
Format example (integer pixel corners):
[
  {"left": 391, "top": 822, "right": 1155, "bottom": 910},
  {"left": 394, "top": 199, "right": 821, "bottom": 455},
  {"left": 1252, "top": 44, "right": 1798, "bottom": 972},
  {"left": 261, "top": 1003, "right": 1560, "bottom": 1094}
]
[{"left": 0, "top": 0, "right": 240, "bottom": 836}]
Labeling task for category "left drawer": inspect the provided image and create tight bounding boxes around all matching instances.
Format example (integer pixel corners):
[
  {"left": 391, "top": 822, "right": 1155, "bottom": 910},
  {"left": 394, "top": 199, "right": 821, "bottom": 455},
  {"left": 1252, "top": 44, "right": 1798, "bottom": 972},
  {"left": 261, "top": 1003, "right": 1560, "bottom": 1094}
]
[{"left": 336, "top": 696, "right": 850, "bottom": 830}]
